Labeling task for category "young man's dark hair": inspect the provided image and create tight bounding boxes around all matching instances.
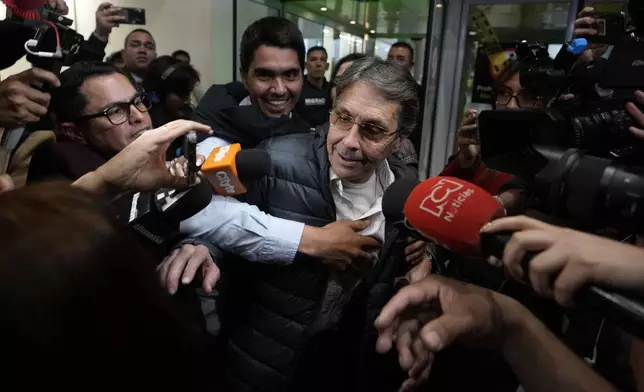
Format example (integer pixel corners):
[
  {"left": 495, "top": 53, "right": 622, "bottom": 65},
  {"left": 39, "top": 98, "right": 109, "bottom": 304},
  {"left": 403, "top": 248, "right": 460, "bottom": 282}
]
[
  {"left": 390, "top": 41, "right": 414, "bottom": 62},
  {"left": 306, "top": 46, "right": 327, "bottom": 58},
  {"left": 239, "top": 16, "right": 305, "bottom": 75},
  {"left": 172, "top": 49, "right": 191, "bottom": 63},
  {"left": 124, "top": 28, "right": 155, "bottom": 46},
  {"left": 50, "top": 61, "right": 134, "bottom": 123}
]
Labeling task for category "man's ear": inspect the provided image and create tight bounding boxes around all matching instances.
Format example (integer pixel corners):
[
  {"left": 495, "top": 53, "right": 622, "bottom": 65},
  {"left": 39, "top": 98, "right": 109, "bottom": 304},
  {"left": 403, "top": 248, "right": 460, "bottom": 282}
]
[
  {"left": 325, "top": 62, "right": 330, "bottom": 71},
  {"left": 59, "top": 122, "right": 86, "bottom": 144}
]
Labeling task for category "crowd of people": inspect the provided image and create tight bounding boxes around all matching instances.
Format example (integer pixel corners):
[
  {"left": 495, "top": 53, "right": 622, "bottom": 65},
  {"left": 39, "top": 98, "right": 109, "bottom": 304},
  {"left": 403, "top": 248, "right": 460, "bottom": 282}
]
[{"left": 1, "top": 0, "right": 644, "bottom": 391}]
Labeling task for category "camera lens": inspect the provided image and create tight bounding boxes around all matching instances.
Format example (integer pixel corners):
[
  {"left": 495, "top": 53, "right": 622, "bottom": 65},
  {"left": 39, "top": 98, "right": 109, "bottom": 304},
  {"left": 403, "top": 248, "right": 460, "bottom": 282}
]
[{"left": 571, "top": 110, "right": 634, "bottom": 155}]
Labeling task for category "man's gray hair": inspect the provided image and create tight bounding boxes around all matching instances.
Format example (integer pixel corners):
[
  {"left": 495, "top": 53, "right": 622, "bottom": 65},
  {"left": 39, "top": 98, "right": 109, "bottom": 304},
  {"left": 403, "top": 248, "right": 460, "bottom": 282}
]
[{"left": 334, "top": 56, "right": 419, "bottom": 136}]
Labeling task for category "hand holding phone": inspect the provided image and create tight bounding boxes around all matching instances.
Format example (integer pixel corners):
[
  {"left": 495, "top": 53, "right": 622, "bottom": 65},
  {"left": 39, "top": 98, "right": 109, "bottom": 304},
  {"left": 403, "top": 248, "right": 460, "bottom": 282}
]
[{"left": 183, "top": 131, "right": 198, "bottom": 187}]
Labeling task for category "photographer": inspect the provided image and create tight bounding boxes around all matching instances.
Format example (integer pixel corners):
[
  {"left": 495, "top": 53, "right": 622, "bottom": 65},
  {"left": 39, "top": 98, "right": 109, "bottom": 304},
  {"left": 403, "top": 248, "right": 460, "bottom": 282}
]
[{"left": 442, "top": 60, "right": 534, "bottom": 216}]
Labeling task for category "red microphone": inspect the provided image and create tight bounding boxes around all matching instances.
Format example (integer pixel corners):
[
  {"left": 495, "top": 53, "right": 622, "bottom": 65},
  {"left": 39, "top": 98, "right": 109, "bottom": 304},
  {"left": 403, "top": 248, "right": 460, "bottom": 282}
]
[
  {"left": 401, "top": 176, "right": 644, "bottom": 340},
  {"left": 403, "top": 176, "right": 504, "bottom": 255}
]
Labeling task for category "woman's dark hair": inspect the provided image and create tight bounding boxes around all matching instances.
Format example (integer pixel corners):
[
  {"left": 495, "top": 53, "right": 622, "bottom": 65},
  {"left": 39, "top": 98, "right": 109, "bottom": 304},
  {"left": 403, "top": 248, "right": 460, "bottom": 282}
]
[
  {"left": 493, "top": 58, "right": 522, "bottom": 92},
  {"left": 143, "top": 55, "right": 200, "bottom": 100},
  {"left": 0, "top": 183, "right": 207, "bottom": 387},
  {"left": 239, "top": 16, "right": 305, "bottom": 76},
  {"left": 331, "top": 53, "right": 366, "bottom": 83}
]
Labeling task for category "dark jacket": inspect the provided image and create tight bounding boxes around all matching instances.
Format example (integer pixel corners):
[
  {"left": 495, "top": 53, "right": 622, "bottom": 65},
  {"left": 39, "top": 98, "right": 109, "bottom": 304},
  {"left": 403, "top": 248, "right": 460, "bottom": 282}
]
[
  {"left": 217, "top": 123, "right": 415, "bottom": 392},
  {"left": 27, "top": 138, "right": 108, "bottom": 183}
]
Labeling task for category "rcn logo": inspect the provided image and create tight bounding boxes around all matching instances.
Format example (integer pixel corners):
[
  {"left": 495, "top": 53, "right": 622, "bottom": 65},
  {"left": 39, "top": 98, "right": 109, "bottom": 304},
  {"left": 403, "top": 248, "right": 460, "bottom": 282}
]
[
  {"left": 419, "top": 178, "right": 474, "bottom": 222},
  {"left": 213, "top": 145, "right": 231, "bottom": 162}
]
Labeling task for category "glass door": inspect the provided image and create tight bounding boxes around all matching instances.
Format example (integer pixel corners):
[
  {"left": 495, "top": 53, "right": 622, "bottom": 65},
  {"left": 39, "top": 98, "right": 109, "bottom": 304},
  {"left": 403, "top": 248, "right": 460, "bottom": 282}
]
[{"left": 420, "top": 0, "right": 581, "bottom": 178}]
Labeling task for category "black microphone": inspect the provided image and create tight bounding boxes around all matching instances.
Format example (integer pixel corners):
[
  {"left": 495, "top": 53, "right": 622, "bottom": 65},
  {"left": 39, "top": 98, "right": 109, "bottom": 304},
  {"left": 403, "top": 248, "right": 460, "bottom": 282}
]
[
  {"left": 377, "top": 177, "right": 423, "bottom": 291},
  {"left": 114, "top": 179, "right": 213, "bottom": 246},
  {"left": 480, "top": 231, "right": 644, "bottom": 340},
  {"left": 114, "top": 149, "right": 273, "bottom": 246}
]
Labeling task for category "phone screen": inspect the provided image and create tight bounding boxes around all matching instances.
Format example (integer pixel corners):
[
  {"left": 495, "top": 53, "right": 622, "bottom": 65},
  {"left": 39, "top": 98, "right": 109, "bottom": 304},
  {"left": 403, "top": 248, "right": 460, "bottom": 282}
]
[
  {"left": 183, "top": 132, "right": 198, "bottom": 187},
  {"left": 121, "top": 7, "right": 146, "bottom": 25}
]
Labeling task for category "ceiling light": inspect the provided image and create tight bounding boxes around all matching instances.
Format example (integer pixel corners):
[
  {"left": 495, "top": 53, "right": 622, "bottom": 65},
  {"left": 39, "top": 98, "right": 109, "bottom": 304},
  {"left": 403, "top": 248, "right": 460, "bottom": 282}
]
[
  {"left": 469, "top": 31, "right": 477, "bottom": 36},
  {"left": 350, "top": 20, "right": 356, "bottom": 24},
  {"left": 436, "top": 3, "right": 443, "bottom": 8},
  {"left": 320, "top": 7, "right": 327, "bottom": 11},
  {"left": 370, "top": 29, "right": 376, "bottom": 34}
]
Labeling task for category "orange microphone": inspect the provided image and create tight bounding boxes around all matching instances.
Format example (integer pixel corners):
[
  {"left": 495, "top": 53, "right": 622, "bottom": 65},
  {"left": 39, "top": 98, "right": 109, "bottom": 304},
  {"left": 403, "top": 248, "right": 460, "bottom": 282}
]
[
  {"left": 403, "top": 176, "right": 504, "bottom": 256},
  {"left": 200, "top": 143, "right": 271, "bottom": 196}
]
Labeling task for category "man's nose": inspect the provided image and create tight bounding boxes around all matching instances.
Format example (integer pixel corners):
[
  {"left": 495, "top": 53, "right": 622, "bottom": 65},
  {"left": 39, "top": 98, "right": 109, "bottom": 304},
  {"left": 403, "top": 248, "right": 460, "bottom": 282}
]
[
  {"left": 342, "top": 124, "right": 362, "bottom": 150},
  {"left": 129, "top": 104, "right": 145, "bottom": 123},
  {"left": 271, "top": 78, "right": 287, "bottom": 95},
  {"left": 506, "top": 96, "right": 519, "bottom": 109}
]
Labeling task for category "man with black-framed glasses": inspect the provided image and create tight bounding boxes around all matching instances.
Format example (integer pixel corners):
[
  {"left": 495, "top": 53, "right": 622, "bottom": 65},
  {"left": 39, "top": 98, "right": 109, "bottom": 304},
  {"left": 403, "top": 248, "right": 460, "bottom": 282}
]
[{"left": 27, "top": 62, "right": 154, "bottom": 183}]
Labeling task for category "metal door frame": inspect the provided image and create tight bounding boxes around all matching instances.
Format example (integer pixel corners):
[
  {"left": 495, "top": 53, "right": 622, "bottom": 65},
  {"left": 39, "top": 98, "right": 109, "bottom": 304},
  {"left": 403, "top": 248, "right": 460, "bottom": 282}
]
[{"left": 419, "top": 0, "right": 580, "bottom": 178}]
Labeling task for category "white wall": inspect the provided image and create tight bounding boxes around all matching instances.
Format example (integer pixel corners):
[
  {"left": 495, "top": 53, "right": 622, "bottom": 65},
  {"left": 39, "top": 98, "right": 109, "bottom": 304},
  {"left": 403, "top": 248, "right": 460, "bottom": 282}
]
[{"left": 1, "top": 0, "right": 236, "bottom": 87}]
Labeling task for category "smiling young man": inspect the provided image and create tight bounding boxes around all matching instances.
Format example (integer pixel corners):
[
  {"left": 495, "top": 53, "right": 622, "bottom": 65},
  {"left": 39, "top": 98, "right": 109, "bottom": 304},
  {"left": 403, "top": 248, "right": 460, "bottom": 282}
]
[{"left": 192, "top": 16, "right": 311, "bottom": 147}]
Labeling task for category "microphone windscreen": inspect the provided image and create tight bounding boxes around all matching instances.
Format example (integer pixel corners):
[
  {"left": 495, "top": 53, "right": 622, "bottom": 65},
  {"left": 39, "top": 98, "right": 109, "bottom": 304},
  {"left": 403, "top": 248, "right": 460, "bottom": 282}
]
[
  {"left": 235, "top": 149, "right": 272, "bottom": 183},
  {"left": 403, "top": 176, "right": 503, "bottom": 255},
  {"left": 2, "top": 0, "right": 46, "bottom": 9},
  {"left": 382, "top": 177, "right": 420, "bottom": 222},
  {"left": 159, "top": 179, "right": 213, "bottom": 224}
]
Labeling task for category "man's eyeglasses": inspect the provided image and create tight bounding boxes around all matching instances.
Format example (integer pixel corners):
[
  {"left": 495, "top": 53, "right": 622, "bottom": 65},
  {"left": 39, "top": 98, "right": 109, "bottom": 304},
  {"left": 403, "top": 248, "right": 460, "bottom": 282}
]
[
  {"left": 329, "top": 109, "right": 397, "bottom": 144},
  {"left": 495, "top": 89, "right": 539, "bottom": 108},
  {"left": 76, "top": 93, "right": 152, "bottom": 125}
]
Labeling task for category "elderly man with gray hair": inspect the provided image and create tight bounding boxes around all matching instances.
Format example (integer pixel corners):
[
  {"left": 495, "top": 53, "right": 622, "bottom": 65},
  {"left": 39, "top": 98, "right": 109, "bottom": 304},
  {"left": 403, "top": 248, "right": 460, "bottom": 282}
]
[{"left": 215, "top": 57, "right": 432, "bottom": 392}]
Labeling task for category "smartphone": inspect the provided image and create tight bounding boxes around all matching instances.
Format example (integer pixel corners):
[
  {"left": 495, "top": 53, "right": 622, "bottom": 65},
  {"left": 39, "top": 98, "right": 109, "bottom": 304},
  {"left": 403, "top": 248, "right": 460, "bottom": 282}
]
[
  {"left": 120, "top": 7, "right": 146, "bottom": 25},
  {"left": 183, "top": 131, "right": 198, "bottom": 187},
  {"left": 586, "top": 12, "right": 627, "bottom": 44}
]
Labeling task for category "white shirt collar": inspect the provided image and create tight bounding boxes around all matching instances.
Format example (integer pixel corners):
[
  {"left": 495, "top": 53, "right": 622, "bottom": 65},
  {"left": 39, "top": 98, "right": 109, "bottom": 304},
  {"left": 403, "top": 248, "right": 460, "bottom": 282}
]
[{"left": 330, "top": 159, "right": 395, "bottom": 195}]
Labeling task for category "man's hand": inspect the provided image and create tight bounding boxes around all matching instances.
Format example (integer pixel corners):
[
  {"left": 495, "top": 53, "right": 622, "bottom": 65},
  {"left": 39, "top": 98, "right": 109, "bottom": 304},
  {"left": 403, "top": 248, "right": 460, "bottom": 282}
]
[
  {"left": 0, "top": 68, "right": 60, "bottom": 127},
  {"left": 627, "top": 90, "right": 644, "bottom": 142},
  {"left": 481, "top": 215, "right": 644, "bottom": 306},
  {"left": 573, "top": 7, "right": 610, "bottom": 63},
  {"left": 573, "top": 7, "right": 598, "bottom": 38},
  {"left": 0, "top": 174, "right": 14, "bottom": 194},
  {"left": 158, "top": 244, "right": 220, "bottom": 295},
  {"left": 75, "top": 120, "right": 212, "bottom": 194},
  {"left": 406, "top": 254, "right": 432, "bottom": 284},
  {"left": 94, "top": 3, "right": 126, "bottom": 42},
  {"left": 455, "top": 109, "right": 479, "bottom": 169},
  {"left": 300, "top": 220, "right": 380, "bottom": 271},
  {"left": 404, "top": 240, "right": 426, "bottom": 265},
  {"left": 375, "top": 276, "right": 517, "bottom": 390},
  {"left": 47, "top": 0, "right": 69, "bottom": 15}
]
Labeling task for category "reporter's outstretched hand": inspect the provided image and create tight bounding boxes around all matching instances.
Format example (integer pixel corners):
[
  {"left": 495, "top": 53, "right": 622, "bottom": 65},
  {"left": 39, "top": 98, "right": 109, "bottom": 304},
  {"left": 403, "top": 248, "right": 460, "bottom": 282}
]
[
  {"left": 75, "top": 120, "right": 211, "bottom": 193},
  {"left": 482, "top": 215, "right": 644, "bottom": 306},
  {"left": 375, "top": 276, "right": 515, "bottom": 390}
]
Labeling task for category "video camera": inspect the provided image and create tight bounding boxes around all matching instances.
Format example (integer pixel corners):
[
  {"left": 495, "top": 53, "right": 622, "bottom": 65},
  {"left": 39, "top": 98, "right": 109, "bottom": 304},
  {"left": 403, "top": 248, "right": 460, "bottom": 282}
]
[
  {"left": 4, "top": 1, "right": 84, "bottom": 75},
  {"left": 478, "top": 0, "right": 644, "bottom": 232}
]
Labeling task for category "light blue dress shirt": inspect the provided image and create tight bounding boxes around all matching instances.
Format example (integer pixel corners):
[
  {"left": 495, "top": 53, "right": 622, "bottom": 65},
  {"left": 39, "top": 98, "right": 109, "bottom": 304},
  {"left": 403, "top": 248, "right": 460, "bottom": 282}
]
[{"left": 179, "top": 136, "right": 305, "bottom": 264}]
